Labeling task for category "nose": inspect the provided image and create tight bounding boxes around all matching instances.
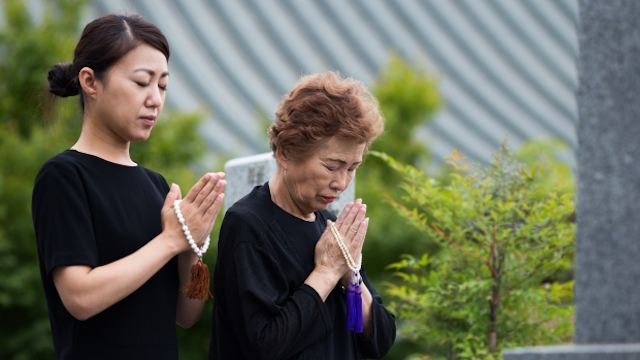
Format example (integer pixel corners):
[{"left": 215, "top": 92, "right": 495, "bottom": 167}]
[
  {"left": 330, "top": 170, "right": 349, "bottom": 192},
  {"left": 146, "top": 86, "right": 164, "bottom": 108}
]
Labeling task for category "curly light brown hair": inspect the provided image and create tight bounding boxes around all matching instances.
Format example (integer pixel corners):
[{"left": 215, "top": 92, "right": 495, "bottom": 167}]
[{"left": 268, "top": 71, "right": 384, "bottom": 161}]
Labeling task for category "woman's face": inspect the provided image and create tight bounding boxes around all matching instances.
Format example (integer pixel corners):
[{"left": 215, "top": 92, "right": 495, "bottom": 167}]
[
  {"left": 282, "top": 136, "right": 366, "bottom": 215},
  {"left": 91, "top": 43, "right": 169, "bottom": 143}
]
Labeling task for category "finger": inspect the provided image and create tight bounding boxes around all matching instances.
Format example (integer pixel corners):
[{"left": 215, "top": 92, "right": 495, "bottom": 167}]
[
  {"left": 183, "top": 173, "right": 214, "bottom": 204},
  {"left": 193, "top": 174, "right": 221, "bottom": 208},
  {"left": 334, "top": 202, "right": 354, "bottom": 227},
  {"left": 350, "top": 217, "right": 369, "bottom": 256},
  {"left": 345, "top": 205, "right": 366, "bottom": 241},
  {"left": 350, "top": 205, "right": 366, "bottom": 230},
  {"left": 321, "top": 220, "right": 341, "bottom": 257},
  {"left": 202, "top": 192, "right": 225, "bottom": 224},
  {"left": 338, "top": 200, "right": 363, "bottom": 233},
  {"left": 337, "top": 202, "right": 360, "bottom": 232},
  {"left": 203, "top": 183, "right": 225, "bottom": 232},
  {"left": 200, "top": 179, "right": 226, "bottom": 214}
]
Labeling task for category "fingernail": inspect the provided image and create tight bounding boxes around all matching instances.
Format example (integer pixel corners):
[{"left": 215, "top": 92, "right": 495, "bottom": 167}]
[{"left": 356, "top": 198, "right": 362, "bottom": 204}]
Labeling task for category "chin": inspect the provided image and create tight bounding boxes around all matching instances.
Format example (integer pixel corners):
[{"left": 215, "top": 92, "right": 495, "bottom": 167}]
[
  {"left": 131, "top": 132, "right": 152, "bottom": 142},
  {"left": 316, "top": 202, "right": 329, "bottom": 211}
]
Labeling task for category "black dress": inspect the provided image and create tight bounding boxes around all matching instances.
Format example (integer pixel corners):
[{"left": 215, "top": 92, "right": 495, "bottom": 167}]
[
  {"left": 209, "top": 182, "right": 396, "bottom": 360},
  {"left": 32, "top": 150, "right": 179, "bottom": 360}
]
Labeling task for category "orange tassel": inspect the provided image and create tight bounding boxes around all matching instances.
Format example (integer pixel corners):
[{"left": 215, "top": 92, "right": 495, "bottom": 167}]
[{"left": 181, "top": 258, "right": 212, "bottom": 300}]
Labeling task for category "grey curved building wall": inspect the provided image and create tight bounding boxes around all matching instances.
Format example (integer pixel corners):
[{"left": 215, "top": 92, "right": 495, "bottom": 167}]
[{"left": 85, "top": 0, "right": 580, "bottom": 165}]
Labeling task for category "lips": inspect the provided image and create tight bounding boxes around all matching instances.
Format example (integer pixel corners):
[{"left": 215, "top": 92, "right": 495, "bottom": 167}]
[
  {"left": 140, "top": 115, "right": 157, "bottom": 126},
  {"left": 322, "top": 196, "right": 336, "bottom": 203}
]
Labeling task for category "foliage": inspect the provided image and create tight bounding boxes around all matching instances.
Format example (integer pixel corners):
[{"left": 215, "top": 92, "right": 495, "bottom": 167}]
[
  {"left": 357, "top": 54, "right": 442, "bottom": 284},
  {"left": 514, "top": 138, "right": 575, "bottom": 198},
  {"left": 376, "top": 141, "right": 575, "bottom": 359},
  {"left": 0, "top": 0, "right": 88, "bottom": 137},
  {"left": 0, "top": 1, "right": 213, "bottom": 358}
]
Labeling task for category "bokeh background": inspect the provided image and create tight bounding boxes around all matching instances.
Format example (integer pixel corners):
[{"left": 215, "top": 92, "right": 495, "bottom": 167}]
[{"left": 0, "top": 0, "right": 578, "bottom": 359}]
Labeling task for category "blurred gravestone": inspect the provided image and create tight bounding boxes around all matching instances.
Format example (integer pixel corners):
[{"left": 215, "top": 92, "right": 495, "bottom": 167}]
[
  {"left": 503, "top": 0, "right": 640, "bottom": 358},
  {"left": 224, "top": 152, "right": 355, "bottom": 216}
]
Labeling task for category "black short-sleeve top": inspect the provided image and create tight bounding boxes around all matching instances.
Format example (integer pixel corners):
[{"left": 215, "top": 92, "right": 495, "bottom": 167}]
[
  {"left": 32, "top": 150, "right": 178, "bottom": 360},
  {"left": 209, "top": 182, "right": 396, "bottom": 360}
]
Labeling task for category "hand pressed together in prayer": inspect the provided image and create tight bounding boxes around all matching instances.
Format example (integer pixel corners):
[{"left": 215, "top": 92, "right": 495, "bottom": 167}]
[
  {"left": 161, "top": 172, "right": 226, "bottom": 253},
  {"left": 313, "top": 199, "right": 368, "bottom": 287}
]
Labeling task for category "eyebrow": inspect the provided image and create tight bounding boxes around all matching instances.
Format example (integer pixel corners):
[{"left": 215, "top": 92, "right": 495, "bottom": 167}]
[
  {"left": 325, "top": 158, "right": 362, "bottom": 166},
  {"left": 134, "top": 68, "right": 170, "bottom": 77}
]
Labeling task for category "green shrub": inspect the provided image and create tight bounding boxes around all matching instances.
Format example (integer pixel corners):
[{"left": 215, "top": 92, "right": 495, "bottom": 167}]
[{"left": 376, "top": 140, "right": 575, "bottom": 359}]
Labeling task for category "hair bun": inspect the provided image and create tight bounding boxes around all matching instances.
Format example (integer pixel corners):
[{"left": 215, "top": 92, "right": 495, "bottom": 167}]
[{"left": 47, "top": 63, "right": 79, "bottom": 97}]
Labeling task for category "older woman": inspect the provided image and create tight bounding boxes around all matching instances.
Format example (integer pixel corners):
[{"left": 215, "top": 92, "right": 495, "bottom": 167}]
[{"left": 209, "top": 72, "right": 396, "bottom": 360}]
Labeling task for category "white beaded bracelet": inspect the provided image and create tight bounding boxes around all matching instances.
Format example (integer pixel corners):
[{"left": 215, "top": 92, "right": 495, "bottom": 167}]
[{"left": 174, "top": 200, "right": 210, "bottom": 258}]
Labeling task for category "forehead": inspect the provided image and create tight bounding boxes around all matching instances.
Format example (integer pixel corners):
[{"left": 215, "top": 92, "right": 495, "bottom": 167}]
[
  {"left": 316, "top": 136, "right": 366, "bottom": 163},
  {"left": 112, "top": 43, "right": 168, "bottom": 74}
]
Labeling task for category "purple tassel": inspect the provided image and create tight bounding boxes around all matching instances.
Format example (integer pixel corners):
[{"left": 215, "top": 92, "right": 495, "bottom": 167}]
[{"left": 346, "top": 283, "right": 363, "bottom": 333}]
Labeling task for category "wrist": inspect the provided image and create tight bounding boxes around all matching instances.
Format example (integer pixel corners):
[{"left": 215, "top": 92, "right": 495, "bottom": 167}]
[
  {"left": 161, "top": 229, "right": 187, "bottom": 257},
  {"left": 304, "top": 267, "right": 342, "bottom": 302}
]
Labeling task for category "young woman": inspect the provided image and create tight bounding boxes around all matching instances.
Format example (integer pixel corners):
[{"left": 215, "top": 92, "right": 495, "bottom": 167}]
[{"left": 32, "top": 14, "right": 225, "bottom": 360}]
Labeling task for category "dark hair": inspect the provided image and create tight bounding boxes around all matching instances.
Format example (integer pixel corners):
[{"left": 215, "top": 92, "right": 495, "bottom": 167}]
[
  {"left": 268, "top": 71, "right": 384, "bottom": 161},
  {"left": 47, "top": 14, "right": 169, "bottom": 111}
]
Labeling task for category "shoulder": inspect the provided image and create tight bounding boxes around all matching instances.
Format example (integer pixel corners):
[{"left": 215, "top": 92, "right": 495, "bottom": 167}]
[
  {"left": 34, "top": 151, "right": 84, "bottom": 185},
  {"left": 139, "top": 166, "right": 169, "bottom": 192},
  {"left": 225, "top": 184, "right": 274, "bottom": 225},
  {"left": 220, "top": 185, "right": 274, "bottom": 243},
  {"left": 38, "top": 150, "right": 82, "bottom": 171}
]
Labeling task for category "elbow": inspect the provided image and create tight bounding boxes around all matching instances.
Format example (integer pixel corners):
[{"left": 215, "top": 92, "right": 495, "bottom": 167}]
[
  {"left": 60, "top": 294, "right": 98, "bottom": 321},
  {"left": 175, "top": 300, "right": 204, "bottom": 329},
  {"left": 176, "top": 317, "right": 197, "bottom": 329}
]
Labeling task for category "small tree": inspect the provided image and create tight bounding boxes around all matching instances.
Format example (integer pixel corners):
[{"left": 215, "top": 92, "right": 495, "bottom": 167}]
[
  {"left": 357, "top": 54, "right": 442, "bottom": 281},
  {"left": 377, "top": 140, "right": 575, "bottom": 359}
]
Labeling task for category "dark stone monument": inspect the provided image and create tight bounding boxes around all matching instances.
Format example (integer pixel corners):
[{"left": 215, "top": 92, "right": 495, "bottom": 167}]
[{"left": 503, "top": 0, "right": 640, "bottom": 358}]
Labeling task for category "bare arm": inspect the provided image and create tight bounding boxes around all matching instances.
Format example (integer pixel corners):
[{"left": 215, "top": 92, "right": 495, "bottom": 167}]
[
  {"left": 175, "top": 251, "right": 206, "bottom": 328},
  {"left": 53, "top": 173, "right": 225, "bottom": 321},
  {"left": 52, "top": 231, "right": 181, "bottom": 320}
]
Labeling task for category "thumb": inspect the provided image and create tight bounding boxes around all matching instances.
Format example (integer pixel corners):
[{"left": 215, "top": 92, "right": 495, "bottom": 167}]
[{"left": 164, "top": 183, "right": 182, "bottom": 208}]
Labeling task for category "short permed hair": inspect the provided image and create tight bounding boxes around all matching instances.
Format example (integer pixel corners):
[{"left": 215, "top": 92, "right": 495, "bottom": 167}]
[{"left": 268, "top": 71, "right": 384, "bottom": 162}]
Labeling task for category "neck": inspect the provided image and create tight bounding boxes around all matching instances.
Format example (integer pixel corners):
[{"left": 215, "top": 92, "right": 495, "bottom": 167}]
[
  {"left": 71, "top": 115, "right": 134, "bottom": 166},
  {"left": 269, "top": 169, "right": 315, "bottom": 221}
]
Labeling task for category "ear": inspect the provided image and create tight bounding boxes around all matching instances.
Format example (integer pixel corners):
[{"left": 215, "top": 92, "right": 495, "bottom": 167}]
[
  {"left": 274, "top": 147, "right": 288, "bottom": 170},
  {"left": 78, "top": 67, "right": 99, "bottom": 100}
]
